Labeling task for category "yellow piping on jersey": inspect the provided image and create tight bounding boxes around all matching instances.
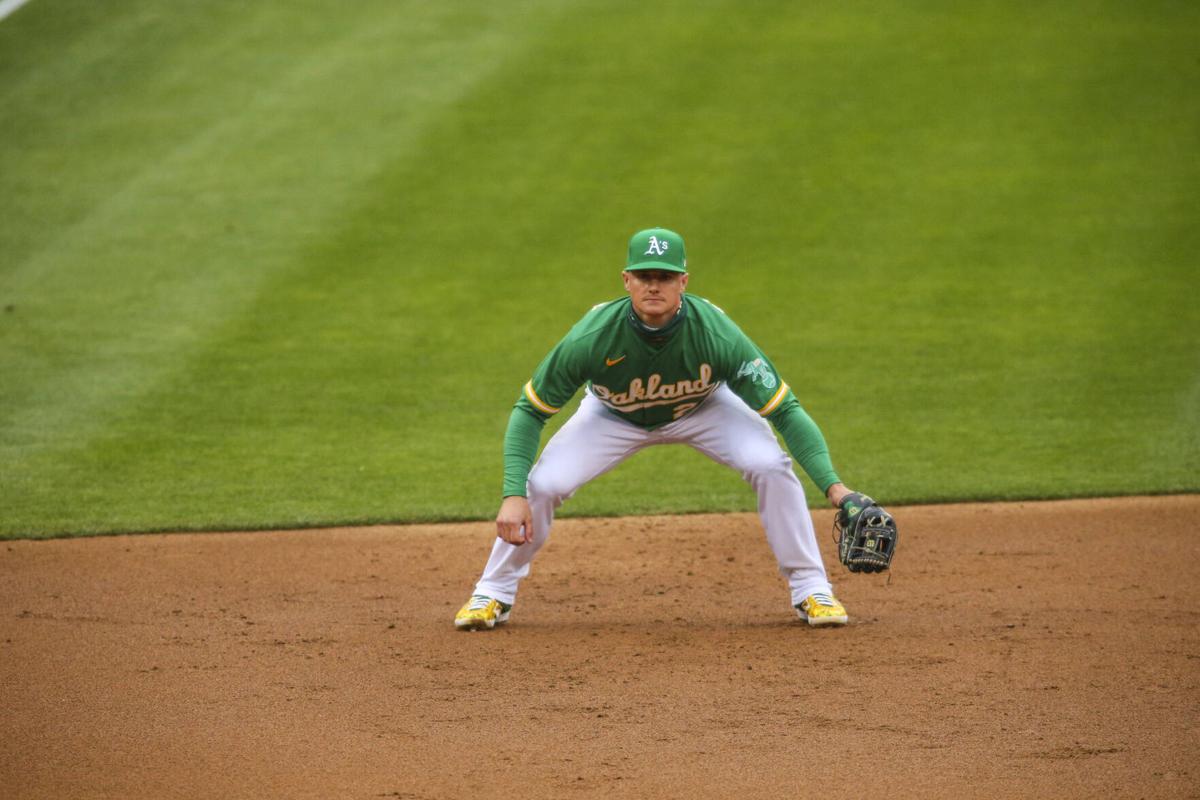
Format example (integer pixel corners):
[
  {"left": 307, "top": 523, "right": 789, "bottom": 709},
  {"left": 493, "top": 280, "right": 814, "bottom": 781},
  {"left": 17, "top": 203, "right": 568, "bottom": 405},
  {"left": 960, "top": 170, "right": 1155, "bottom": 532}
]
[
  {"left": 524, "top": 381, "right": 560, "bottom": 414},
  {"left": 757, "top": 382, "right": 789, "bottom": 416}
]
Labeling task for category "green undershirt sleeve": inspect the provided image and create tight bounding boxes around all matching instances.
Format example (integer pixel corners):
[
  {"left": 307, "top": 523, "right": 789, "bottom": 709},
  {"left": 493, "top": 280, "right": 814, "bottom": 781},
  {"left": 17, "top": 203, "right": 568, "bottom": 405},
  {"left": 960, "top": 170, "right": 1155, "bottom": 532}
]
[
  {"left": 768, "top": 398, "right": 840, "bottom": 493},
  {"left": 502, "top": 406, "right": 548, "bottom": 497}
]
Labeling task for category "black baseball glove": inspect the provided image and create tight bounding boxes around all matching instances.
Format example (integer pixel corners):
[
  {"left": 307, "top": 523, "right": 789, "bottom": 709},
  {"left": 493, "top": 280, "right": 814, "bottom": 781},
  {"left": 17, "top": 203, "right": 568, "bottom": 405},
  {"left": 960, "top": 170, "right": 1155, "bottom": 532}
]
[{"left": 834, "top": 492, "right": 897, "bottom": 573}]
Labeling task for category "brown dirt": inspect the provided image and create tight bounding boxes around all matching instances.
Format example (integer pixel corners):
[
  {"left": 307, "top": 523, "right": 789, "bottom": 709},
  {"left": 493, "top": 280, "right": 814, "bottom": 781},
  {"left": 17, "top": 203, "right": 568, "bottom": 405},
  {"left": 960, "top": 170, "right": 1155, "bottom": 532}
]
[{"left": 2, "top": 496, "right": 1198, "bottom": 799}]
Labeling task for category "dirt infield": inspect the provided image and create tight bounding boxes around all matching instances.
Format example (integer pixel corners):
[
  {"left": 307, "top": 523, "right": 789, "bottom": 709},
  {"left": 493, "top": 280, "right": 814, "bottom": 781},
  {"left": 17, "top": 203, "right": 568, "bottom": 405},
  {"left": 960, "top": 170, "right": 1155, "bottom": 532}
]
[{"left": 2, "top": 496, "right": 1198, "bottom": 799}]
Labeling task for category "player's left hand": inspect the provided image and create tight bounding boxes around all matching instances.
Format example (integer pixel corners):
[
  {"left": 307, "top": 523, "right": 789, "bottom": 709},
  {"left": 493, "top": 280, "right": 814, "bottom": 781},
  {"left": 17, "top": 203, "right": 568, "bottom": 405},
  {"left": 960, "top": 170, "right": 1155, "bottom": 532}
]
[
  {"left": 834, "top": 492, "right": 898, "bottom": 573},
  {"left": 496, "top": 495, "right": 533, "bottom": 545}
]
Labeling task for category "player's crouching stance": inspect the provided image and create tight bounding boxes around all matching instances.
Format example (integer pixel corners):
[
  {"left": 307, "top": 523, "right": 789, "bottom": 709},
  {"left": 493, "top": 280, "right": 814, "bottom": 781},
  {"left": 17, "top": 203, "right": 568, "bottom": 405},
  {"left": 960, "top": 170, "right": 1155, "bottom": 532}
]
[{"left": 456, "top": 228, "right": 871, "bottom": 631}]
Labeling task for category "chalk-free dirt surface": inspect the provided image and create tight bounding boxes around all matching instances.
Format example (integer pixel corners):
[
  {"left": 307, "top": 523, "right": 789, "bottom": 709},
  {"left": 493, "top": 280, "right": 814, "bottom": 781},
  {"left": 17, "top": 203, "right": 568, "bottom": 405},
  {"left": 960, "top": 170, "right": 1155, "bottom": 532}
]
[{"left": 2, "top": 496, "right": 1198, "bottom": 799}]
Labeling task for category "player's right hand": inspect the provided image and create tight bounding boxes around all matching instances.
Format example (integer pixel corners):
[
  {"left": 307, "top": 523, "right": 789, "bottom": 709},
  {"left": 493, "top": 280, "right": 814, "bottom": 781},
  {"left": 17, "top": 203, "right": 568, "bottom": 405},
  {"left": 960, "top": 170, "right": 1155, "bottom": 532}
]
[{"left": 496, "top": 495, "right": 533, "bottom": 545}]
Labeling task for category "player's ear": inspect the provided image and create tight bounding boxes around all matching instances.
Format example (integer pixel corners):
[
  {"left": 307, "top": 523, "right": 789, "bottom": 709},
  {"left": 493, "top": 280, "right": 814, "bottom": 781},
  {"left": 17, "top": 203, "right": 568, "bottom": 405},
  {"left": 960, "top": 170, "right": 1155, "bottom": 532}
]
[
  {"left": 622, "top": 270, "right": 633, "bottom": 292},
  {"left": 680, "top": 273, "right": 689, "bottom": 291}
]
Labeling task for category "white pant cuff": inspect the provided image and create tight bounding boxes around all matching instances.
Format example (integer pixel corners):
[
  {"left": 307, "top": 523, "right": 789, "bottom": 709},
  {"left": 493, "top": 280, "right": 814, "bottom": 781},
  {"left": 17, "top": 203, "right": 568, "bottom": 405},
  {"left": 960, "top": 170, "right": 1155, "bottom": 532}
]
[
  {"left": 790, "top": 582, "right": 835, "bottom": 607},
  {"left": 472, "top": 584, "right": 517, "bottom": 606}
]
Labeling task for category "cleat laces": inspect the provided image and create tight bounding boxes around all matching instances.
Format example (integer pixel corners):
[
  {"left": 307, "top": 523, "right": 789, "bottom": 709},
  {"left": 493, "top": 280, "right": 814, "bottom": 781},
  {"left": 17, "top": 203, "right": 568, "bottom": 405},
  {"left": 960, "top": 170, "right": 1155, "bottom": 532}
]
[
  {"left": 809, "top": 592, "right": 838, "bottom": 608},
  {"left": 467, "top": 595, "right": 494, "bottom": 611}
]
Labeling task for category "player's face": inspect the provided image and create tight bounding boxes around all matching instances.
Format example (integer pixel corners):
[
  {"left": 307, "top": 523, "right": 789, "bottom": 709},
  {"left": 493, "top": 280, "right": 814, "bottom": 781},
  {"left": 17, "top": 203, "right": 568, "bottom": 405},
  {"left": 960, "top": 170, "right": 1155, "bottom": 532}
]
[{"left": 623, "top": 269, "right": 689, "bottom": 327}]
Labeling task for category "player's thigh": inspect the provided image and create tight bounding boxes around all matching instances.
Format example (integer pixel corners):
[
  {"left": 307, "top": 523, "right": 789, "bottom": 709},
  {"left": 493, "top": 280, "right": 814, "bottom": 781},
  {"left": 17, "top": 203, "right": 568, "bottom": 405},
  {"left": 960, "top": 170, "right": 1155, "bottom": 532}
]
[
  {"left": 530, "top": 395, "right": 648, "bottom": 497},
  {"left": 674, "top": 386, "right": 789, "bottom": 475}
]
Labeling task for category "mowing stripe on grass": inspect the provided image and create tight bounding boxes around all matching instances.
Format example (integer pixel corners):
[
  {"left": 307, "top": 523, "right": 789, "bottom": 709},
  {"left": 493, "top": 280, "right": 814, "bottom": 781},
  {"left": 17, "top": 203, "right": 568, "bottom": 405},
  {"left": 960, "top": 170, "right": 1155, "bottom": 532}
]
[
  {"left": 0, "top": 3, "right": 570, "bottom": 529},
  {"left": 0, "top": 0, "right": 33, "bottom": 22}
]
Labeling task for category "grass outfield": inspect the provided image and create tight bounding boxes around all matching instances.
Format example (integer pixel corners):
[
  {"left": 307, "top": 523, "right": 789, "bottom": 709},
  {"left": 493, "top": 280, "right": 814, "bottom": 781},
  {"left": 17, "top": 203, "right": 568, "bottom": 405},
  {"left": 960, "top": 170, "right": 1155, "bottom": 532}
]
[{"left": 1, "top": 1, "right": 1197, "bottom": 538}]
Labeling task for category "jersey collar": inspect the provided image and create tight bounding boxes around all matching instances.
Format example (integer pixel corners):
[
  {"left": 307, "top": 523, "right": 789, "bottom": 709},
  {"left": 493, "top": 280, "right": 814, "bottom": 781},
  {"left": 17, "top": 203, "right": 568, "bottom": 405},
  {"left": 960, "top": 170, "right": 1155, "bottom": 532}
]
[{"left": 625, "top": 296, "right": 688, "bottom": 343}]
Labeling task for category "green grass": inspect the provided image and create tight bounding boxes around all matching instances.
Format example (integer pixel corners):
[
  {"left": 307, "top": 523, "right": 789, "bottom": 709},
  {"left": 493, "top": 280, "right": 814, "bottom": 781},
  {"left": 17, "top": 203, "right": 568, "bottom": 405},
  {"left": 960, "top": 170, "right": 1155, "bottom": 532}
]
[{"left": 2, "top": 0, "right": 1197, "bottom": 538}]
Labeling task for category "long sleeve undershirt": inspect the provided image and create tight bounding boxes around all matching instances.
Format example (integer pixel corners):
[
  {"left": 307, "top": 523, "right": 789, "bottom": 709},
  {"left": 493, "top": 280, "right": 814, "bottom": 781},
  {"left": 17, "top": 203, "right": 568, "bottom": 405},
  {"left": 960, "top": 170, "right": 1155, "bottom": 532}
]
[{"left": 502, "top": 406, "right": 545, "bottom": 497}]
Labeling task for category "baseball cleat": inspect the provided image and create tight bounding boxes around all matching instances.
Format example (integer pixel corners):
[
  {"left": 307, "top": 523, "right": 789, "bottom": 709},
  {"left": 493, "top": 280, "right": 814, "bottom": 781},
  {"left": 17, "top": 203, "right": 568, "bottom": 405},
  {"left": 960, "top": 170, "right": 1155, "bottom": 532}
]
[
  {"left": 795, "top": 592, "right": 848, "bottom": 627},
  {"left": 454, "top": 594, "right": 512, "bottom": 631}
]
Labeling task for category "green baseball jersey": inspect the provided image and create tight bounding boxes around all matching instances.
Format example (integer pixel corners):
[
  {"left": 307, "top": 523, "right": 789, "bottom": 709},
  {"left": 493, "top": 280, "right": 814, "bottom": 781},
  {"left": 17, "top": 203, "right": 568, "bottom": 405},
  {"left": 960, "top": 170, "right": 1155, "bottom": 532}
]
[
  {"left": 502, "top": 295, "right": 841, "bottom": 496},
  {"left": 520, "top": 295, "right": 790, "bottom": 427}
]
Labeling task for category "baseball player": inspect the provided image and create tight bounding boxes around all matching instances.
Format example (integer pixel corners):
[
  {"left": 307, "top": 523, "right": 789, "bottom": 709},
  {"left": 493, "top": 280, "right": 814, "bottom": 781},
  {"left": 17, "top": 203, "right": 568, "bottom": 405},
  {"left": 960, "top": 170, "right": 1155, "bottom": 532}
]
[{"left": 456, "top": 227, "right": 864, "bottom": 630}]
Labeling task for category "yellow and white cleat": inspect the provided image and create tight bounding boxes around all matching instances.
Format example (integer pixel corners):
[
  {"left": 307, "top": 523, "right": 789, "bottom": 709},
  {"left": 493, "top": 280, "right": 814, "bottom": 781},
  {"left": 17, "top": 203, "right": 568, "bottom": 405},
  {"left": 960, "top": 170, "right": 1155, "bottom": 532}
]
[
  {"left": 454, "top": 595, "right": 512, "bottom": 631},
  {"left": 795, "top": 592, "right": 849, "bottom": 627}
]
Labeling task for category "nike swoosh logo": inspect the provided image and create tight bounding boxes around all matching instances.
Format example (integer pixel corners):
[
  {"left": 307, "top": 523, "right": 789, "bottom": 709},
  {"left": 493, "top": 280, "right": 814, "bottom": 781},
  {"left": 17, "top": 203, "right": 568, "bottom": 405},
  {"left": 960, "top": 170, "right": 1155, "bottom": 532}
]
[{"left": 605, "top": 355, "right": 626, "bottom": 367}]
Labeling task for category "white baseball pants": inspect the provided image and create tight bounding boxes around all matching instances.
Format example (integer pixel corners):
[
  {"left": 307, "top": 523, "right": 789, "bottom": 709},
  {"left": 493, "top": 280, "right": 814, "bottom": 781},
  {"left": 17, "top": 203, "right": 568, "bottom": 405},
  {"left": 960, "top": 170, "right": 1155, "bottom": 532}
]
[{"left": 473, "top": 384, "right": 833, "bottom": 608}]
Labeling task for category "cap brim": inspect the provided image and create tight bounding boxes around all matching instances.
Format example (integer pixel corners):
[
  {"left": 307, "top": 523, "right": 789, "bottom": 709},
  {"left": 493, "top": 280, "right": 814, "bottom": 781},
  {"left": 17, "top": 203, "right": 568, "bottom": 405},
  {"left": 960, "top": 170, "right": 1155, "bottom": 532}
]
[{"left": 625, "top": 261, "right": 687, "bottom": 273}]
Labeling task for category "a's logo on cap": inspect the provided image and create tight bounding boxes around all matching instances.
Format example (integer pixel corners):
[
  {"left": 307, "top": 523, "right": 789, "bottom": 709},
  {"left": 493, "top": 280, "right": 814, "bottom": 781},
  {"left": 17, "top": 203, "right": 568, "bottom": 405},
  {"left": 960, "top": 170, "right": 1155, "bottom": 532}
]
[{"left": 644, "top": 236, "right": 669, "bottom": 256}]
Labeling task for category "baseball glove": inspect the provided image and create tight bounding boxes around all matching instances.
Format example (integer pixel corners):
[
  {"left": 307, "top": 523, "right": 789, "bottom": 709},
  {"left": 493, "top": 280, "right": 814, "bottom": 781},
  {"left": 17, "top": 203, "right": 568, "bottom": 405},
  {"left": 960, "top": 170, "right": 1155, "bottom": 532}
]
[{"left": 833, "top": 492, "right": 897, "bottom": 573}]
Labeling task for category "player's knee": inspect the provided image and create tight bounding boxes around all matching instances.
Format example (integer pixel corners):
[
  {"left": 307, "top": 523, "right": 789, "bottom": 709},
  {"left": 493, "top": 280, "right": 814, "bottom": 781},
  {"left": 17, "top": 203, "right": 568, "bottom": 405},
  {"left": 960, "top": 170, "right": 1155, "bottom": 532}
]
[
  {"left": 738, "top": 450, "right": 794, "bottom": 482},
  {"left": 527, "top": 468, "right": 576, "bottom": 503}
]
